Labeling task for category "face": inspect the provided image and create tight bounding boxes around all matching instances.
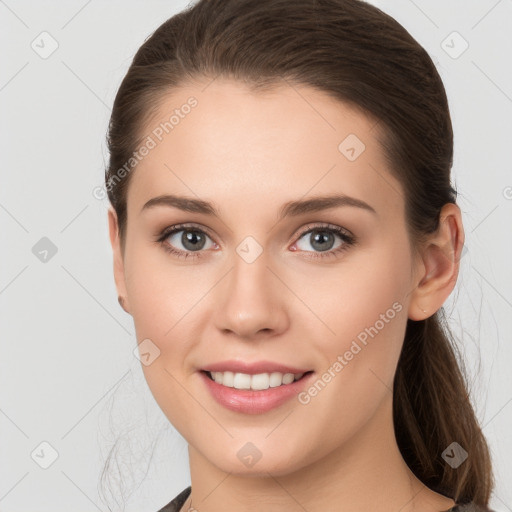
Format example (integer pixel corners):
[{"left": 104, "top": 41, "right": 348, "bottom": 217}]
[{"left": 109, "top": 78, "right": 423, "bottom": 476}]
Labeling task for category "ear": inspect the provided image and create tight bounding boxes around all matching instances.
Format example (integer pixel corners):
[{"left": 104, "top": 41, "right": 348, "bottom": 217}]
[
  {"left": 108, "top": 207, "right": 131, "bottom": 315},
  {"left": 407, "top": 203, "right": 465, "bottom": 321}
]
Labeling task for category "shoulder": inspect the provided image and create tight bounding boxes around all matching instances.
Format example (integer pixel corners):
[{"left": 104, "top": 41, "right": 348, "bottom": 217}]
[
  {"left": 154, "top": 490, "right": 495, "bottom": 512},
  {"left": 156, "top": 486, "right": 191, "bottom": 512}
]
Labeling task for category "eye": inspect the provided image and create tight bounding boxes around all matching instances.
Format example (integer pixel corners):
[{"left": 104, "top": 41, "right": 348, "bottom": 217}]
[
  {"left": 291, "top": 223, "right": 356, "bottom": 260},
  {"left": 156, "top": 223, "right": 217, "bottom": 260},
  {"left": 156, "top": 222, "right": 356, "bottom": 261}
]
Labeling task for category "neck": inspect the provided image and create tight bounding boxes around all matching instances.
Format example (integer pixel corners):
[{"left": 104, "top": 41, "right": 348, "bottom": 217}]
[{"left": 184, "top": 394, "right": 455, "bottom": 512}]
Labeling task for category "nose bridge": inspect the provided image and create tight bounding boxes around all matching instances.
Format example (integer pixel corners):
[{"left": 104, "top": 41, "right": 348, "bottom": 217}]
[
  {"left": 213, "top": 233, "right": 285, "bottom": 336},
  {"left": 228, "top": 235, "right": 272, "bottom": 305}
]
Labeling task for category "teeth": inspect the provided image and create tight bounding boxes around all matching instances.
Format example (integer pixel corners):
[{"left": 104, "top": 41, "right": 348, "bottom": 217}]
[{"left": 209, "top": 371, "right": 305, "bottom": 390}]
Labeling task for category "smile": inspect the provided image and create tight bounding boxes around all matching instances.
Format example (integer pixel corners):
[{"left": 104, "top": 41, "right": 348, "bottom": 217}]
[
  {"left": 200, "top": 368, "right": 314, "bottom": 414},
  {"left": 205, "top": 370, "right": 308, "bottom": 390}
]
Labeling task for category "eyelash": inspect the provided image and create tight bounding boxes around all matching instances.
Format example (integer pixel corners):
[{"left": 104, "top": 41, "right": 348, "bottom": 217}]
[{"left": 155, "top": 222, "right": 356, "bottom": 261}]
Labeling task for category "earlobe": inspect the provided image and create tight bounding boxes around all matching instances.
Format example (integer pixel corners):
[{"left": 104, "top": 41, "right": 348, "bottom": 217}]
[
  {"left": 118, "top": 295, "right": 129, "bottom": 313},
  {"left": 108, "top": 207, "right": 131, "bottom": 315},
  {"left": 407, "top": 203, "right": 465, "bottom": 321}
]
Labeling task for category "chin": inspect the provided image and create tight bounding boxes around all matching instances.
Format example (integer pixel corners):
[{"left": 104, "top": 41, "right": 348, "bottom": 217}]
[{"left": 202, "top": 441, "right": 308, "bottom": 477}]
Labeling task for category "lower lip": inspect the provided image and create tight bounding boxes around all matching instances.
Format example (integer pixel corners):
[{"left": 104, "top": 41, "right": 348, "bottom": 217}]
[{"left": 200, "top": 371, "right": 313, "bottom": 414}]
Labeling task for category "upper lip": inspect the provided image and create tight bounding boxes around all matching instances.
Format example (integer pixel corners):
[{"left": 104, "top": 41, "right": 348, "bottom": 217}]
[{"left": 201, "top": 360, "right": 312, "bottom": 375}]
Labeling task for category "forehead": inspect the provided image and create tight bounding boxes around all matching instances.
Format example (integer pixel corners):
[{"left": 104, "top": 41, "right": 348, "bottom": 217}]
[{"left": 127, "top": 78, "right": 404, "bottom": 220}]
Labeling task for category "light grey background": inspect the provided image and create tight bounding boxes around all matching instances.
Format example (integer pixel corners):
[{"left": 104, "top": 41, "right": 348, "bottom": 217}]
[{"left": 0, "top": 1, "right": 510, "bottom": 511}]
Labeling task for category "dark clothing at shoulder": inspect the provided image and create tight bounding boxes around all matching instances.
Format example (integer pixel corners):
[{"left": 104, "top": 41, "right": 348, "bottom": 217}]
[
  {"left": 157, "top": 486, "right": 495, "bottom": 512},
  {"left": 157, "top": 486, "right": 191, "bottom": 512},
  {"left": 450, "top": 504, "right": 496, "bottom": 512}
]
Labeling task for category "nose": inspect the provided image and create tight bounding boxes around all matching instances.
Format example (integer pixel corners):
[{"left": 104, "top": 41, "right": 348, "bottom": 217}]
[{"left": 213, "top": 249, "right": 289, "bottom": 340}]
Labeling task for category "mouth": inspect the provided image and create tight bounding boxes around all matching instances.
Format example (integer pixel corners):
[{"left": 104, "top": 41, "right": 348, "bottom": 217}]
[{"left": 201, "top": 369, "right": 314, "bottom": 391}]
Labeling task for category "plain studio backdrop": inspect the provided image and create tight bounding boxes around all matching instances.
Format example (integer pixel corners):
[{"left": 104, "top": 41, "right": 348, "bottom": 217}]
[{"left": 0, "top": 1, "right": 511, "bottom": 511}]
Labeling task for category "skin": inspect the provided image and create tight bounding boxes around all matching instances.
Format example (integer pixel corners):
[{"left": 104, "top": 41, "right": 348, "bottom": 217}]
[{"left": 108, "top": 78, "right": 464, "bottom": 512}]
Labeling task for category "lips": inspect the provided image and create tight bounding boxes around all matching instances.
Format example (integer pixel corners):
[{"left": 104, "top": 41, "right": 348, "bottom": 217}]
[
  {"left": 198, "top": 360, "right": 315, "bottom": 414},
  {"left": 201, "top": 360, "right": 311, "bottom": 375}
]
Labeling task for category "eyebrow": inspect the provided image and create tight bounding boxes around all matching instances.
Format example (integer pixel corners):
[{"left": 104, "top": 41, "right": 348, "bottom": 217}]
[{"left": 140, "top": 193, "right": 377, "bottom": 219}]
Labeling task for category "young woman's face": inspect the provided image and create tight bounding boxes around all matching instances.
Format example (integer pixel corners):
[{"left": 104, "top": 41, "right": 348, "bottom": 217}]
[{"left": 111, "top": 78, "right": 423, "bottom": 476}]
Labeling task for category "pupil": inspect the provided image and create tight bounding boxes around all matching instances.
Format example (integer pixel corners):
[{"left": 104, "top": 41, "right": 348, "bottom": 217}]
[
  {"left": 183, "top": 230, "right": 205, "bottom": 251},
  {"left": 311, "top": 230, "right": 333, "bottom": 251}
]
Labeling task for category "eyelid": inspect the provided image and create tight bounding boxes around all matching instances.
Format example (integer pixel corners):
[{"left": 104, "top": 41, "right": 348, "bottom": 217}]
[
  {"left": 291, "top": 222, "right": 354, "bottom": 242},
  {"left": 157, "top": 222, "right": 217, "bottom": 241}
]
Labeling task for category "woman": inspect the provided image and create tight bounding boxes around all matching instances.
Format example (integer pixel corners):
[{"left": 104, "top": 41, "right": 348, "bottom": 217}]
[{"left": 104, "top": 0, "right": 495, "bottom": 510}]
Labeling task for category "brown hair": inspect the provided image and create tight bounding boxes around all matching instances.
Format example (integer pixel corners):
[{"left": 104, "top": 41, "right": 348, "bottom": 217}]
[{"left": 104, "top": 0, "right": 494, "bottom": 506}]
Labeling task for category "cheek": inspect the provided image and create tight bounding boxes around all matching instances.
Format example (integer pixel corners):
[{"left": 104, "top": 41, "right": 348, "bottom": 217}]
[
  {"left": 292, "top": 258, "right": 410, "bottom": 458},
  {"left": 307, "top": 242, "right": 412, "bottom": 409},
  {"left": 124, "top": 239, "right": 214, "bottom": 338},
  {"left": 122, "top": 244, "right": 225, "bottom": 426},
  {"left": 318, "top": 244, "right": 411, "bottom": 345}
]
